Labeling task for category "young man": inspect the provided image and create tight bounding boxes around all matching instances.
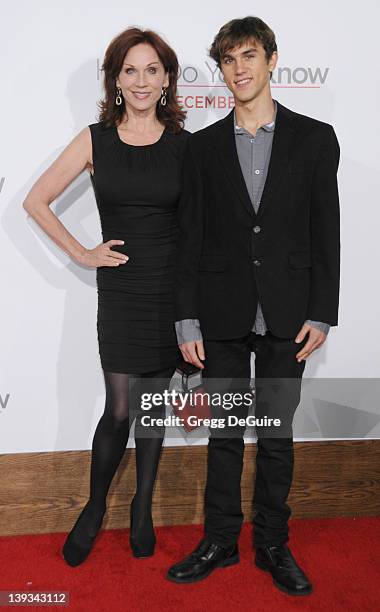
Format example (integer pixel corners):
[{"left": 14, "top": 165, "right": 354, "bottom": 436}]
[{"left": 167, "top": 17, "right": 340, "bottom": 595}]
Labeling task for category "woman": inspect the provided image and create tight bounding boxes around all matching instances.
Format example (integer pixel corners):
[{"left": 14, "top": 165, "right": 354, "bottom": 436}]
[{"left": 23, "top": 27, "right": 189, "bottom": 566}]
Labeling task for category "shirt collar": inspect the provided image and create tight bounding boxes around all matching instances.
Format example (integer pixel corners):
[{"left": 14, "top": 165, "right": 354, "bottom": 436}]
[{"left": 234, "top": 100, "right": 277, "bottom": 136}]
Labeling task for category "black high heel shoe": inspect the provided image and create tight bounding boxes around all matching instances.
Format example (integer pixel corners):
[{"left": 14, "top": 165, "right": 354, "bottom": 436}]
[
  {"left": 129, "top": 496, "right": 156, "bottom": 558},
  {"left": 62, "top": 502, "right": 106, "bottom": 567}
]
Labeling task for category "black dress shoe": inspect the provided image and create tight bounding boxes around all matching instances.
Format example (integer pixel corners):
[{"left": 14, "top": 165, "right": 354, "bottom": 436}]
[
  {"left": 129, "top": 496, "right": 156, "bottom": 558},
  {"left": 255, "top": 544, "right": 312, "bottom": 596},
  {"left": 167, "top": 538, "right": 239, "bottom": 583}
]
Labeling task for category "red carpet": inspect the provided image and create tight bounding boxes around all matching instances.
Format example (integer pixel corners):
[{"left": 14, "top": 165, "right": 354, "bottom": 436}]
[{"left": 0, "top": 517, "right": 379, "bottom": 611}]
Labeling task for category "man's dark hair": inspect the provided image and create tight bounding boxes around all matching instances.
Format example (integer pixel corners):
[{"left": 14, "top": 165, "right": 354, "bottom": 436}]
[{"left": 209, "top": 16, "right": 277, "bottom": 69}]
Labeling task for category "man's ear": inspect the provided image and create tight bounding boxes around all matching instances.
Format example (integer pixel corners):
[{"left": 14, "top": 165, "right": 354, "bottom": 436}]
[{"left": 268, "top": 51, "right": 278, "bottom": 73}]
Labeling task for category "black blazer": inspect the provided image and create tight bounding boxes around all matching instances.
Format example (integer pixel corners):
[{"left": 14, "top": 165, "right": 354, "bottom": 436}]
[{"left": 175, "top": 100, "right": 340, "bottom": 340}]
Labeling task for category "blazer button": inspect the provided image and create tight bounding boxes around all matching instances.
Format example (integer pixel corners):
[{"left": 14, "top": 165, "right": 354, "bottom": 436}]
[
  {"left": 253, "top": 259, "right": 261, "bottom": 266},
  {"left": 253, "top": 225, "right": 261, "bottom": 233}
]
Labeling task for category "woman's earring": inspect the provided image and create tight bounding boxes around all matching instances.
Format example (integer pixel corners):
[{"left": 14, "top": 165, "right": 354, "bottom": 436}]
[
  {"left": 115, "top": 87, "right": 123, "bottom": 106},
  {"left": 160, "top": 87, "right": 167, "bottom": 106}
]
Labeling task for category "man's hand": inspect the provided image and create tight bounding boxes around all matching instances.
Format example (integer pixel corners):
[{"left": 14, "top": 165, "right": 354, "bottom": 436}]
[
  {"left": 295, "top": 323, "right": 327, "bottom": 362},
  {"left": 179, "top": 340, "right": 206, "bottom": 369}
]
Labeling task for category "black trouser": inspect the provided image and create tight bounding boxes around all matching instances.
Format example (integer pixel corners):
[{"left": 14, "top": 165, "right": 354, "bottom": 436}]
[{"left": 202, "top": 330, "right": 308, "bottom": 549}]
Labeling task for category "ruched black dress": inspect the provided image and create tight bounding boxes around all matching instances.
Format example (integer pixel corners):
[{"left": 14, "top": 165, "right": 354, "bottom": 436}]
[{"left": 88, "top": 122, "right": 189, "bottom": 374}]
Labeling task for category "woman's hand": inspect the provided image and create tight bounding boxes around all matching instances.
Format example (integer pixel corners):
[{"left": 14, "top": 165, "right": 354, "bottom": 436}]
[{"left": 77, "top": 240, "right": 129, "bottom": 268}]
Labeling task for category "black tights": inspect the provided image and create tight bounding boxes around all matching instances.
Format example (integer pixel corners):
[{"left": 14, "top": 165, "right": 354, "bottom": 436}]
[{"left": 74, "top": 366, "right": 174, "bottom": 544}]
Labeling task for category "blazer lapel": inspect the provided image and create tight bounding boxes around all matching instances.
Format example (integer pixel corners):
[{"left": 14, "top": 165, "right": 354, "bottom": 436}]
[
  {"left": 255, "top": 101, "right": 297, "bottom": 222},
  {"left": 213, "top": 110, "right": 256, "bottom": 220},
  {"left": 212, "top": 101, "right": 297, "bottom": 223}
]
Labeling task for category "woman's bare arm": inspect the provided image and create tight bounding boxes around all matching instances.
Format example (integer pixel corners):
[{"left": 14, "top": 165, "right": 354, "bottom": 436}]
[{"left": 22, "top": 127, "right": 128, "bottom": 268}]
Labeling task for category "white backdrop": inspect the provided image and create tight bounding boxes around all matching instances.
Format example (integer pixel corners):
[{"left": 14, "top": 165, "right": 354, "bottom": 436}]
[{"left": 1, "top": 0, "right": 379, "bottom": 452}]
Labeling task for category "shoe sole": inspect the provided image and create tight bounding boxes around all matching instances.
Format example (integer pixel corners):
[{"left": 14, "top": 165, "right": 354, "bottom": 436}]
[
  {"left": 132, "top": 551, "right": 155, "bottom": 558},
  {"left": 166, "top": 553, "right": 240, "bottom": 584},
  {"left": 255, "top": 559, "right": 313, "bottom": 596}
]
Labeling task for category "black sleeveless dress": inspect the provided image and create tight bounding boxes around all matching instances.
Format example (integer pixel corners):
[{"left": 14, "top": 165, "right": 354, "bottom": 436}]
[{"left": 88, "top": 121, "right": 190, "bottom": 374}]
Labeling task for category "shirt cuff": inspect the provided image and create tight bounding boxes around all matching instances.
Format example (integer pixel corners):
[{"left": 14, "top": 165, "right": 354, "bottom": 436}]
[
  {"left": 175, "top": 319, "right": 203, "bottom": 344},
  {"left": 305, "top": 319, "right": 331, "bottom": 335}
]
